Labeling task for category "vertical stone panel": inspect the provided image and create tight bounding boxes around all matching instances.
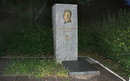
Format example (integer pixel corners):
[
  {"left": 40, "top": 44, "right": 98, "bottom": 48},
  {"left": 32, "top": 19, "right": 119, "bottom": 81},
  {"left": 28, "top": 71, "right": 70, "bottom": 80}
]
[{"left": 52, "top": 4, "right": 78, "bottom": 63}]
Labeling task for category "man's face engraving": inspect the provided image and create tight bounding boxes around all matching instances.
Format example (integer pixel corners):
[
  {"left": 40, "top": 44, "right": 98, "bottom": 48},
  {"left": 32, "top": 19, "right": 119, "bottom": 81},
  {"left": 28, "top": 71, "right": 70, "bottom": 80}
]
[{"left": 63, "top": 10, "right": 72, "bottom": 24}]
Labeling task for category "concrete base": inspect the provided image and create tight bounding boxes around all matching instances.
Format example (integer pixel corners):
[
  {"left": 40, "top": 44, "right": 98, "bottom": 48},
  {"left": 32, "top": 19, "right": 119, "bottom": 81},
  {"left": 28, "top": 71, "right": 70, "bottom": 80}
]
[{"left": 62, "top": 57, "right": 100, "bottom": 76}]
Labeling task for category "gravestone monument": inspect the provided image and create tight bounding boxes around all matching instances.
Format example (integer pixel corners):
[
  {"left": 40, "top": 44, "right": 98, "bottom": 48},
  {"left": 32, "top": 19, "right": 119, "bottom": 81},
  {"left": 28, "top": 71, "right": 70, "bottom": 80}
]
[
  {"left": 52, "top": 3, "right": 100, "bottom": 76},
  {"left": 52, "top": 4, "right": 78, "bottom": 63}
]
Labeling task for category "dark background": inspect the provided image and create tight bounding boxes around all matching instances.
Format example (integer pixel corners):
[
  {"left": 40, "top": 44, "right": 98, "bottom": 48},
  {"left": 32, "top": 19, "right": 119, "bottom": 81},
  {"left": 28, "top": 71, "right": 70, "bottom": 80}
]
[{"left": 0, "top": 0, "right": 129, "bottom": 24}]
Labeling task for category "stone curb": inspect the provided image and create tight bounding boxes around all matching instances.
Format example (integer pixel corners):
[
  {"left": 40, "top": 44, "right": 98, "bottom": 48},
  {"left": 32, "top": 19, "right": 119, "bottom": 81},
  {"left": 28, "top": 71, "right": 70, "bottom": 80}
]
[{"left": 86, "top": 56, "right": 126, "bottom": 81}]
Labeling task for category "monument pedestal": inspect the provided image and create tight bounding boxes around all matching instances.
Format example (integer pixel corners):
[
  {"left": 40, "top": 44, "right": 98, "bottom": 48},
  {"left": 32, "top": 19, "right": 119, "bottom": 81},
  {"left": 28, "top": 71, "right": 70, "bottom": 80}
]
[
  {"left": 62, "top": 57, "right": 100, "bottom": 76},
  {"left": 52, "top": 4, "right": 78, "bottom": 63}
]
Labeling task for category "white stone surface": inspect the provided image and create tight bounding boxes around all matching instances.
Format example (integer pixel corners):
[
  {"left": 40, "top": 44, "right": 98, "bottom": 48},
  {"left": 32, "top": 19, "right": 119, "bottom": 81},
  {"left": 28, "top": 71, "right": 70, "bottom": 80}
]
[
  {"left": 69, "top": 71, "right": 100, "bottom": 76},
  {"left": 52, "top": 4, "right": 78, "bottom": 63}
]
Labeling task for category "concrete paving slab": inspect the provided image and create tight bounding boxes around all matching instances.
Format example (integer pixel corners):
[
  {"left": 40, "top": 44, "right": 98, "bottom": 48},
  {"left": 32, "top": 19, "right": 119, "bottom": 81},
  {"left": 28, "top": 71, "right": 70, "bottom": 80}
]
[
  {"left": 15, "top": 76, "right": 29, "bottom": 81},
  {"left": 0, "top": 59, "right": 9, "bottom": 75},
  {"left": 29, "top": 77, "right": 44, "bottom": 81},
  {"left": 62, "top": 57, "right": 100, "bottom": 76},
  {"left": 0, "top": 76, "right": 16, "bottom": 81}
]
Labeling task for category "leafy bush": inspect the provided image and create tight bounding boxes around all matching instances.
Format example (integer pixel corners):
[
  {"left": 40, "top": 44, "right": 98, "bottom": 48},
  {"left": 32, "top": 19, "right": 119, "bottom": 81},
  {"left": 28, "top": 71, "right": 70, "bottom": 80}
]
[
  {"left": 7, "top": 24, "right": 53, "bottom": 56},
  {"left": 78, "top": 22, "right": 97, "bottom": 53},
  {"left": 78, "top": 10, "right": 130, "bottom": 77},
  {"left": 92, "top": 10, "right": 130, "bottom": 76},
  {"left": 0, "top": 20, "right": 25, "bottom": 57},
  {"left": 120, "top": 57, "right": 130, "bottom": 77}
]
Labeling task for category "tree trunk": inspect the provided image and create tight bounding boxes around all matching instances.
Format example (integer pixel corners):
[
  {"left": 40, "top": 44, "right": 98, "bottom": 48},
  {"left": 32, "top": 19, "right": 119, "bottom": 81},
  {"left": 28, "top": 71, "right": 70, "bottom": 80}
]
[
  {"left": 34, "top": 0, "right": 48, "bottom": 20},
  {"left": 28, "top": 2, "right": 34, "bottom": 22}
]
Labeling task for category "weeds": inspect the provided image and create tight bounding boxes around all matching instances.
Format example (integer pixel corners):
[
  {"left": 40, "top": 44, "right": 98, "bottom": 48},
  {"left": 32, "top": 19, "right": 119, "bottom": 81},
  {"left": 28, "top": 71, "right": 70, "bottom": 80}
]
[
  {"left": 5, "top": 58, "right": 69, "bottom": 77},
  {"left": 5, "top": 24, "right": 53, "bottom": 56}
]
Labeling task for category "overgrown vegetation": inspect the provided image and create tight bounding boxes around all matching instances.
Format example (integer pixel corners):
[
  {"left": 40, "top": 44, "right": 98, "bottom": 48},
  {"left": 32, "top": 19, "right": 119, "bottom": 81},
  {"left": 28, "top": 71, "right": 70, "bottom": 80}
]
[
  {"left": 79, "top": 10, "right": 130, "bottom": 77},
  {"left": 5, "top": 59, "right": 69, "bottom": 77},
  {"left": 95, "top": 11, "right": 130, "bottom": 77},
  {"left": 7, "top": 24, "right": 53, "bottom": 56},
  {"left": 0, "top": 9, "right": 130, "bottom": 77},
  {"left": 0, "top": 0, "right": 129, "bottom": 78}
]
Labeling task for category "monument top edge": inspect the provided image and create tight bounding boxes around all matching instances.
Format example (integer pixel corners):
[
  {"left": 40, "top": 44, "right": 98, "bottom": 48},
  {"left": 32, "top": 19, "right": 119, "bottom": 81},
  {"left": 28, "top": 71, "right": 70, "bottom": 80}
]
[{"left": 53, "top": 3, "right": 77, "bottom": 6}]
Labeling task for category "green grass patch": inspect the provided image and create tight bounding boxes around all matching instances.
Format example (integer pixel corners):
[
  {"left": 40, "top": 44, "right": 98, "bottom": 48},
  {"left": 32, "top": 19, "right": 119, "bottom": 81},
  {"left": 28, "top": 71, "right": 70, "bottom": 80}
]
[{"left": 4, "top": 58, "right": 69, "bottom": 77}]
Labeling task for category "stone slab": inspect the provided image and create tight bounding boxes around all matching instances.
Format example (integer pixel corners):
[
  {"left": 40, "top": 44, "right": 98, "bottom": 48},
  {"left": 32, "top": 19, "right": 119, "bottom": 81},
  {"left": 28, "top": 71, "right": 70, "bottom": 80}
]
[
  {"left": 62, "top": 57, "right": 100, "bottom": 76},
  {"left": 0, "top": 59, "right": 9, "bottom": 75},
  {"left": 0, "top": 76, "right": 16, "bottom": 81},
  {"left": 52, "top": 4, "right": 78, "bottom": 63},
  {"left": 15, "top": 76, "right": 29, "bottom": 81},
  {"left": 85, "top": 57, "right": 98, "bottom": 64}
]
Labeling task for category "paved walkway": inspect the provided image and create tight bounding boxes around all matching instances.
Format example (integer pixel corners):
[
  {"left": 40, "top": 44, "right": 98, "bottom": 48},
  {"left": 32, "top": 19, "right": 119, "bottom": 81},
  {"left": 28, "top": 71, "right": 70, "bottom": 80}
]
[{"left": 0, "top": 58, "right": 127, "bottom": 81}]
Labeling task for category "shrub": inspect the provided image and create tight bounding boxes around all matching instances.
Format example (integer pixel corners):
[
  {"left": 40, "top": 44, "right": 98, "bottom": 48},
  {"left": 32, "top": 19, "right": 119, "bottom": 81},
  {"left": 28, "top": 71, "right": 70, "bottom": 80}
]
[
  {"left": 92, "top": 10, "right": 130, "bottom": 76},
  {"left": 78, "top": 22, "right": 97, "bottom": 53},
  {"left": 0, "top": 20, "right": 24, "bottom": 57},
  {"left": 7, "top": 24, "right": 53, "bottom": 56}
]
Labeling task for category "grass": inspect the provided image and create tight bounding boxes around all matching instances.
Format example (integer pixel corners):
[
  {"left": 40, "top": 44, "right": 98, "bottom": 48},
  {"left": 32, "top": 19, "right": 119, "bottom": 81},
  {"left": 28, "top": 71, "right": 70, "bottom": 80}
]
[{"left": 4, "top": 58, "right": 69, "bottom": 77}]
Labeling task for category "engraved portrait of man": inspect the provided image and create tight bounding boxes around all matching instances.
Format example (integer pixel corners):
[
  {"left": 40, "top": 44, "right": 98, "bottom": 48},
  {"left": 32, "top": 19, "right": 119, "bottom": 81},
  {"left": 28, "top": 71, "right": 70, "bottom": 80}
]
[{"left": 63, "top": 10, "right": 72, "bottom": 24}]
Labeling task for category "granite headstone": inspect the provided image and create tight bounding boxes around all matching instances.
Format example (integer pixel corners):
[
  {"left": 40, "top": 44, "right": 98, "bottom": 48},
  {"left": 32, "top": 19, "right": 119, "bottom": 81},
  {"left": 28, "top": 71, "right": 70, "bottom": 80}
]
[{"left": 52, "top": 4, "right": 78, "bottom": 63}]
